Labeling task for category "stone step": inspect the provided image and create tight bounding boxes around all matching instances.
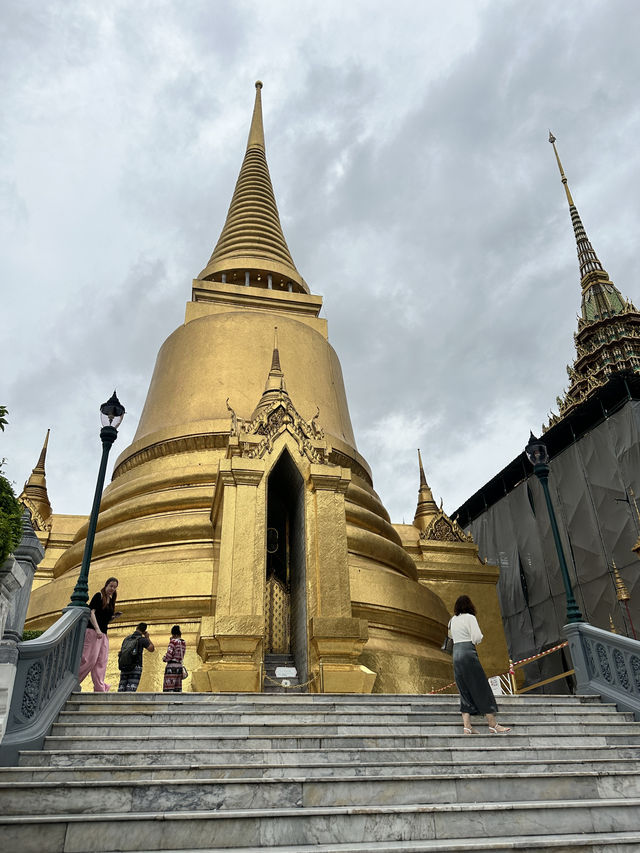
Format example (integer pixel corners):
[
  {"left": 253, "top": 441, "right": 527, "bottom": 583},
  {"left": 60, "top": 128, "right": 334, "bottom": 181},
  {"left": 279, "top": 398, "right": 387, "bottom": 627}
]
[
  {"left": 3, "top": 755, "right": 639, "bottom": 782},
  {"left": 42, "top": 731, "right": 640, "bottom": 751},
  {"left": 2, "top": 799, "right": 639, "bottom": 852},
  {"left": 53, "top": 703, "right": 634, "bottom": 726},
  {"left": 18, "top": 742, "right": 640, "bottom": 767},
  {"left": 47, "top": 719, "right": 640, "bottom": 737},
  {"left": 2, "top": 769, "right": 639, "bottom": 816},
  {"left": 156, "top": 834, "right": 640, "bottom": 853},
  {"left": 148, "top": 833, "right": 640, "bottom": 852},
  {"left": 66, "top": 691, "right": 605, "bottom": 705}
]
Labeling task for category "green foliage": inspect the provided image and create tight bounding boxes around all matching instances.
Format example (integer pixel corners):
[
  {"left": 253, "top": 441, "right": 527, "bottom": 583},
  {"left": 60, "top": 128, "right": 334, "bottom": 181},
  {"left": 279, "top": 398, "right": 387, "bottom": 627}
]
[
  {"left": 0, "top": 473, "right": 23, "bottom": 564},
  {"left": 22, "top": 629, "right": 45, "bottom": 642},
  {"left": 0, "top": 404, "right": 8, "bottom": 432}
]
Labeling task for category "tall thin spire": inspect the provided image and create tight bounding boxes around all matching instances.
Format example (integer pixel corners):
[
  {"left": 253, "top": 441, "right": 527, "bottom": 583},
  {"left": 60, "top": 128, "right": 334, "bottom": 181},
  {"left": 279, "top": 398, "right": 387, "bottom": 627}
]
[
  {"left": 19, "top": 429, "right": 52, "bottom": 528},
  {"left": 246, "top": 79, "right": 265, "bottom": 151},
  {"left": 548, "top": 131, "right": 574, "bottom": 207},
  {"left": 548, "top": 132, "right": 623, "bottom": 313},
  {"left": 413, "top": 449, "right": 438, "bottom": 532},
  {"left": 199, "top": 82, "right": 307, "bottom": 293}
]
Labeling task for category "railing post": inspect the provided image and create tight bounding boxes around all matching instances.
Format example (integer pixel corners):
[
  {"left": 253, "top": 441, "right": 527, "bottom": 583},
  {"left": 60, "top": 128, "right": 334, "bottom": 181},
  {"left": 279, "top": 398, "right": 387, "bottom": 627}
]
[{"left": 563, "top": 623, "right": 592, "bottom": 695}]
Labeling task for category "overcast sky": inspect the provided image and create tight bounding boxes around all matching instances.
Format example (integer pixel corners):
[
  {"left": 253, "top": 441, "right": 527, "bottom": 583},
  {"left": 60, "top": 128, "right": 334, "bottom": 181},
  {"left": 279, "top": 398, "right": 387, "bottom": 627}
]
[{"left": 3, "top": 0, "right": 640, "bottom": 526}]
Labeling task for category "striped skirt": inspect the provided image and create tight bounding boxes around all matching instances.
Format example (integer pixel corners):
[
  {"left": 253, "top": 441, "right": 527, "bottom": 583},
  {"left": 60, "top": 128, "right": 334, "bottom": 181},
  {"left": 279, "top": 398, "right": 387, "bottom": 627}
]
[
  {"left": 163, "top": 663, "right": 184, "bottom": 693},
  {"left": 452, "top": 641, "right": 498, "bottom": 716}
]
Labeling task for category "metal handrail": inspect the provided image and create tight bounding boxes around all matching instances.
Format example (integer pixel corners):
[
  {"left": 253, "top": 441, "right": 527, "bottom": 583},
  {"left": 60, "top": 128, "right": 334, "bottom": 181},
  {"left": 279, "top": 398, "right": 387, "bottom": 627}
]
[
  {"left": 565, "top": 621, "right": 640, "bottom": 720},
  {"left": 0, "top": 606, "right": 89, "bottom": 766}
]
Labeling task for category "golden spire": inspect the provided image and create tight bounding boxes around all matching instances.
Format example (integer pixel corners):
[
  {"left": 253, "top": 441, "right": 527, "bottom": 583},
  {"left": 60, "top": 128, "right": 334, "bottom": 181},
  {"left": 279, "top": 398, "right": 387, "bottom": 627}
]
[
  {"left": 246, "top": 79, "right": 265, "bottom": 151},
  {"left": 18, "top": 429, "right": 52, "bottom": 528},
  {"left": 549, "top": 131, "right": 574, "bottom": 206},
  {"left": 548, "top": 131, "right": 625, "bottom": 313},
  {"left": 609, "top": 614, "right": 618, "bottom": 634},
  {"left": 612, "top": 561, "right": 630, "bottom": 602},
  {"left": 252, "top": 327, "right": 289, "bottom": 418},
  {"left": 413, "top": 449, "right": 438, "bottom": 532},
  {"left": 199, "top": 82, "right": 307, "bottom": 293}
]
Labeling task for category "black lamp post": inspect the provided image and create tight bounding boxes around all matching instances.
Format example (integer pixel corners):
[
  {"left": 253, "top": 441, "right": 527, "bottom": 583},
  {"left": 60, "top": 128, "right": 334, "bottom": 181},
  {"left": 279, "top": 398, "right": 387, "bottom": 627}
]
[
  {"left": 69, "top": 392, "right": 125, "bottom": 608},
  {"left": 525, "top": 431, "right": 583, "bottom": 623}
]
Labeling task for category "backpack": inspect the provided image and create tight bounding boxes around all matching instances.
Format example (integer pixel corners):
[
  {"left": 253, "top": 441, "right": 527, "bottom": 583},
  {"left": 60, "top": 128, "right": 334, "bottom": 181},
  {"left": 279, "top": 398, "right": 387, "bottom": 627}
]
[{"left": 118, "top": 633, "right": 141, "bottom": 672}]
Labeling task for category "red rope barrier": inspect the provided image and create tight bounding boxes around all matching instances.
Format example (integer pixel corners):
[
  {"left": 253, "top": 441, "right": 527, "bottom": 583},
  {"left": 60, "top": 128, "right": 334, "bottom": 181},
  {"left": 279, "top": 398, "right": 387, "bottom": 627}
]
[
  {"left": 429, "top": 641, "right": 569, "bottom": 695},
  {"left": 511, "top": 641, "right": 568, "bottom": 668}
]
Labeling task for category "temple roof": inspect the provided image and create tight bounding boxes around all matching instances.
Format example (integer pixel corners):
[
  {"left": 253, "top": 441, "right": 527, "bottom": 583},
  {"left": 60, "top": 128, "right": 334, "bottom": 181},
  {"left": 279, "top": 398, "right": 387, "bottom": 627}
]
[
  {"left": 546, "top": 133, "right": 640, "bottom": 426},
  {"left": 198, "top": 82, "right": 308, "bottom": 294}
]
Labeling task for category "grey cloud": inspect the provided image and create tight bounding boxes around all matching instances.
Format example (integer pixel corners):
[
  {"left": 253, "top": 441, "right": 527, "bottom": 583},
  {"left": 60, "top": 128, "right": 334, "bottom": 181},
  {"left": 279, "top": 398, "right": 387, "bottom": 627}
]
[{"left": 3, "top": 0, "right": 640, "bottom": 526}]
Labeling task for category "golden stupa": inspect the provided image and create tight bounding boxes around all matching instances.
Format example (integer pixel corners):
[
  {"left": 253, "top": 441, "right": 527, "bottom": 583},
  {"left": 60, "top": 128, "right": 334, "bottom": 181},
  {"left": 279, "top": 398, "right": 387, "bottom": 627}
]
[{"left": 25, "top": 83, "right": 508, "bottom": 693}]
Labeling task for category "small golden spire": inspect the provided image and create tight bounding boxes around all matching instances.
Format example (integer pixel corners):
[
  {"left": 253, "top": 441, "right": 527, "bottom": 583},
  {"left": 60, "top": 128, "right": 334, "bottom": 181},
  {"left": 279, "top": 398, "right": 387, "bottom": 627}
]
[
  {"left": 413, "top": 449, "right": 438, "bottom": 532},
  {"left": 271, "top": 326, "right": 281, "bottom": 372},
  {"left": 18, "top": 429, "right": 52, "bottom": 528},
  {"left": 417, "top": 448, "right": 427, "bottom": 487},
  {"left": 609, "top": 614, "right": 618, "bottom": 634},
  {"left": 612, "top": 561, "right": 630, "bottom": 602},
  {"left": 252, "top": 328, "right": 288, "bottom": 418},
  {"left": 549, "top": 131, "right": 574, "bottom": 206}
]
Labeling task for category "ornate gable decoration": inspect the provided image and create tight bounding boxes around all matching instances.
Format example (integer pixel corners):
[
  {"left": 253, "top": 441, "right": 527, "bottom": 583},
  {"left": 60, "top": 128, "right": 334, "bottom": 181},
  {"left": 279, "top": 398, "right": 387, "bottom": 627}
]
[
  {"left": 420, "top": 509, "right": 473, "bottom": 543},
  {"left": 17, "top": 496, "right": 52, "bottom": 533},
  {"left": 227, "top": 398, "right": 329, "bottom": 464}
]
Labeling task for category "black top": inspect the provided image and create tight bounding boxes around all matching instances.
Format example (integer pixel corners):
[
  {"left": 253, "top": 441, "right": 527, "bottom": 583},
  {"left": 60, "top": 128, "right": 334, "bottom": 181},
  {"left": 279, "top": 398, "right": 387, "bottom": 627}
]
[
  {"left": 132, "top": 631, "right": 152, "bottom": 671},
  {"left": 87, "top": 592, "right": 115, "bottom": 633}
]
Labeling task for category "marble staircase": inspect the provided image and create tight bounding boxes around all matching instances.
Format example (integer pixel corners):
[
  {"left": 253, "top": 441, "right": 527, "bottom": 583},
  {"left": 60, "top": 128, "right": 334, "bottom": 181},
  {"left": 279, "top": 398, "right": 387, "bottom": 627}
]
[{"left": 1, "top": 692, "right": 640, "bottom": 851}]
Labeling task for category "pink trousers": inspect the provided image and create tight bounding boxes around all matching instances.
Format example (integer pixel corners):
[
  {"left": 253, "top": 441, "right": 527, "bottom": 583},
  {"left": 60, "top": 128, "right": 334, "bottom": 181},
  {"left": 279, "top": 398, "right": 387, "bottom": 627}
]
[{"left": 78, "top": 629, "right": 111, "bottom": 692}]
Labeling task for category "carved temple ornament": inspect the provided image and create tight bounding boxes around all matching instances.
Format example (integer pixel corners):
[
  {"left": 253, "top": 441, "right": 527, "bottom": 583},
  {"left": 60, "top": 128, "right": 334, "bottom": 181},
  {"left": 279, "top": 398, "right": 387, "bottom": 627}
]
[
  {"left": 419, "top": 510, "right": 473, "bottom": 543},
  {"left": 17, "top": 497, "right": 52, "bottom": 534},
  {"left": 226, "top": 396, "right": 329, "bottom": 464}
]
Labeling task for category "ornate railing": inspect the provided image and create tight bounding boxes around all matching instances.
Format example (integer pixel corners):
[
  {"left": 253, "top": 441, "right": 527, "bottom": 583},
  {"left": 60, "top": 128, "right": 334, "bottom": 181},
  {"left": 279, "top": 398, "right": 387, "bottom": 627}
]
[
  {"left": 565, "top": 622, "right": 640, "bottom": 720},
  {"left": 0, "top": 606, "right": 88, "bottom": 766}
]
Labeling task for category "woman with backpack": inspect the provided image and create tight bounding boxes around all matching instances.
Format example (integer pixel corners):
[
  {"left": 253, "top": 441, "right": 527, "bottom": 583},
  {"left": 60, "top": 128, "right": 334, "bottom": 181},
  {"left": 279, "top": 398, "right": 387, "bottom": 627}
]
[
  {"left": 162, "top": 625, "right": 187, "bottom": 692},
  {"left": 78, "top": 577, "right": 120, "bottom": 692}
]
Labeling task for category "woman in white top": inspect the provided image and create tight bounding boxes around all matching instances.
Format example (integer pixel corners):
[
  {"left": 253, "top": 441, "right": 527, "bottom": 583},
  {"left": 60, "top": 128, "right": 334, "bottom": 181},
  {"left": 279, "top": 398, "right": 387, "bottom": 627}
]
[{"left": 448, "top": 595, "right": 511, "bottom": 735}]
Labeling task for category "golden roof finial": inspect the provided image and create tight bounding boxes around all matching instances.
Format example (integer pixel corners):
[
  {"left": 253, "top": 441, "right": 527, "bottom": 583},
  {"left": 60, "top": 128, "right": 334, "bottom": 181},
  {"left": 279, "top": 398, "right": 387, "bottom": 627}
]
[
  {"left": 417, "top": 448, "right": 427, "bottom": 488},
  {"left": 270, "top": 326, "right": 281, "bottom": 373},
  {"left": 198, "top": 82, "right": 307, "bottom": 293},
  {"left": 18, "top": 429, "right": 52, "bottom": 528},
  {"left": 252, "top": 328, "right": 288, "bottom": 418},
  {"left": 413, "top": 449, "right": 438, "bottom": 532},
  {"left": 612, "top": 561, "right": 630, "bottom": 602},
  {"left": 549, "top": 131, "right": 574, "bottom": 206},
  {"left": 247, "top": 81, "right": 265, "bottom": 151},
  {"left": 548, "top": 131, "right": 623, "bottom": 316},
  {"left": 609, "top": 614, "right": 618, "bottom": 634}
]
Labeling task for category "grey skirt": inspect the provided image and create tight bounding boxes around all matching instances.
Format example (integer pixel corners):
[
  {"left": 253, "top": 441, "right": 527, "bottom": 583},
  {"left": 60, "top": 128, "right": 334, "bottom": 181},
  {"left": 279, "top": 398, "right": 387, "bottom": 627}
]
[{"left": 452, "top": 641, "right": 498, "bottom": 716}]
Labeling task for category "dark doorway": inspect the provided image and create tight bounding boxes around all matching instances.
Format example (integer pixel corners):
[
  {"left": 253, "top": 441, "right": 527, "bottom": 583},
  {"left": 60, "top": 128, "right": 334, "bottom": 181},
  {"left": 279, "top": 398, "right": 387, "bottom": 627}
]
[{"left": 265, "top": 449, "right": 308, "bottom": 684}]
